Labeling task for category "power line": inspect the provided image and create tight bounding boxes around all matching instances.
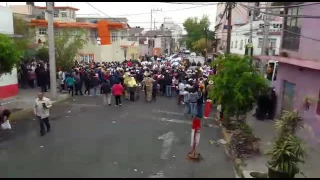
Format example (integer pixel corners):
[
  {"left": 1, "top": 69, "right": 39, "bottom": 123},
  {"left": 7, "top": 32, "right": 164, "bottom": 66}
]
[
  {"left": 239, "top": 3, "right": 320, "bottom": 19},
  {"left": 105, "top": 3, "right": 219, "bottom": 17},
  {"left": 239, "top": 2, "right": 320, "bottom": 10},
  {"left": 161, "top": 2, "right": 219, "bottom": 6},
  {"left": 85, "top": 2, "right": 125, "bottom": 25}
]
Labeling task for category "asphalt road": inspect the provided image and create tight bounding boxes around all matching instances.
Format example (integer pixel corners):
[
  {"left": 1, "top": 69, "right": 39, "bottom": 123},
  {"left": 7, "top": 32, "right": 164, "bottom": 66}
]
[{"left": 0, "top": 94, "right": 235, "bottom": 178}]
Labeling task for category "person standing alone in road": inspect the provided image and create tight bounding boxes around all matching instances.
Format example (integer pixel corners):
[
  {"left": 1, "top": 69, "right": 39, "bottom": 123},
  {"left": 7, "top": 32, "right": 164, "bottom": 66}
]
[
  {"left": 34, "top": 92, "right": 52, "bottom": 136},
  {"left": 101, "top": 79, "right": 112, "bottom": 106},
  {"left": 112, "top": 81, "right": 124, "bottom": 107}
]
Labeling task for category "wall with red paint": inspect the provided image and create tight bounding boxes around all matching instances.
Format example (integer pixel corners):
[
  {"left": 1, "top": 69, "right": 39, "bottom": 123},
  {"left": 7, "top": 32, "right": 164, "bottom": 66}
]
[{"left": 0, "top": 68, "right": 19, "bottom": 100}]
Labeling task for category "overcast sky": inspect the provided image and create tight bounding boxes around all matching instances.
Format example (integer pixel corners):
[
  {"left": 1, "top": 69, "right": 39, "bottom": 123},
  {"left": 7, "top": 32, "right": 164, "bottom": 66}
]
[{"left": 0, "top": 2, "right": 217, "bottom": 31}]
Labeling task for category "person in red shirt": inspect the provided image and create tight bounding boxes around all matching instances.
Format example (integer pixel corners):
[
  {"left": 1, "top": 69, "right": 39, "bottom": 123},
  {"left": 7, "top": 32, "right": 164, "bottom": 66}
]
[
  {"left": 127, "top": 60, "right": 132, "bottom": 67},
  {"left": 112, "top": 81, "right": 124, "bottom": 107}
]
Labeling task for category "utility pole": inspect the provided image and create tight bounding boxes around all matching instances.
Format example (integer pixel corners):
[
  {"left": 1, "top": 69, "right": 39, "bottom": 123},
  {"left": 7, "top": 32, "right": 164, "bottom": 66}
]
[
  {"left": 204, "top": 27, "right": 208, "bottom": 62},
  {"left": 151, "top": 8, "right": 162, "bottom": 30},
  {"left": 163, "top": 17, "right": 171, "bottom": 55},
  {"left": 248, "top": 5, "right": 254, "bottom": 57},
  {"left": 154, "top": 18, "right": 156, "bottom": 30},
  {"left": 226, "top": 2, "right": 232, "bottom": 54},
  {"left": 46, "top": 2, "right": 57, "bottom": 100},
  {"left": 260, "top": 2, "right": 271, "bottom": 74}
]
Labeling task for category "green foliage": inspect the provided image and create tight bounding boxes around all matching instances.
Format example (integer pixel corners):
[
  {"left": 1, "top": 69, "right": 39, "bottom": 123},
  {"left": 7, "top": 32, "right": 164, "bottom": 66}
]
[
  {"left": 267, "top": 110, "right": 306, "bottom": 177},
  {"left": 0, "top": 34, "right": 22, "bottom": 74},
  {"left": 266, "top": 135, "right": 306, "bottom": 176},
  {"left": 275, "top": 110, "right": 304, "bottom": 136},
  {"left": 183, "top": 15, "right": 214, "bottom": 50},
  {"left": 44, "top": 29, "right": 87, "bottom": 71},
  {"left": 13, "top": 16, "right": 36, "bottom": 59},
  {"left": 36, "top": 47, "right": 49, "bottom": 61},
  {"left": 192, "top": 38, "right": 209, "bottom": 54},
  {"left": 209, "top": 54, "right": 268, "bottom": 118}
]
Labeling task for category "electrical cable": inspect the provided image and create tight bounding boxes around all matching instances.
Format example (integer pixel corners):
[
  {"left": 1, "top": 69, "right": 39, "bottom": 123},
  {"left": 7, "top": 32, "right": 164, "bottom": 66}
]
[
  {"left": 239, "top": 3, "right": 320, "bottom": 19},
  {"left": 106, "top": 3, "right": 219, "bottom": 17},
  {"left": 239, "top": 2, "right": 320, "bottom": 10}
]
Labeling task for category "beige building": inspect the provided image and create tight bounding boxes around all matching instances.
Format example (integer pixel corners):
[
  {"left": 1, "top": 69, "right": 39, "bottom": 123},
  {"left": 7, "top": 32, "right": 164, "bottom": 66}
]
[{"left": 11, "top": 4, "right": 139, "bottom": 62}]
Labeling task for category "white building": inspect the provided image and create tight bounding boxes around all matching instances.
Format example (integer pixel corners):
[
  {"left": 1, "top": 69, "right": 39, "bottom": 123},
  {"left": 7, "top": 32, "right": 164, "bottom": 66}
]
[
  {"left": 230, "top": 20, "right": 282, "bottom": 56},
  {"left": 163, "top": 19, "right": 183, "bottom": 52},
  {"left": 11, "top": 4, "right": 137, "bottom": 62},
  {"left": 0, "top": 6, "right": 19, "bottom": 100}
]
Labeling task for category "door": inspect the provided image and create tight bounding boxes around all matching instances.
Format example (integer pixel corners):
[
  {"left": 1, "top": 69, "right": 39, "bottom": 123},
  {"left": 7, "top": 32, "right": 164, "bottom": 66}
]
[{"left": 282, "top": 80, "right": 296, "bottom": 111}]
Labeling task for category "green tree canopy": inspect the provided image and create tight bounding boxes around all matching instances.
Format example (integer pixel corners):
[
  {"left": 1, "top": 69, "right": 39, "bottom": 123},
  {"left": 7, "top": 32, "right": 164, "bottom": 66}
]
[
  {"left": 209, "top": 54, "right": 268, "bottom": 118},
  {"left": 183, "top": 15, "right": 214, "bottom": 50},
  {"left": 46, "top": 29, "right": 87, "bottom": 71},
  {"left": 0, "top": 34, "right": 22, "bottom": 75},
  {"left": 36, "top": 47, "right": 49, "bottom": 61},
  {"left": 13, "top": 16, "right": 36, "bottom": 60},
  {"left": 192, "top": 38, "right": 209, "bottom": 54}
]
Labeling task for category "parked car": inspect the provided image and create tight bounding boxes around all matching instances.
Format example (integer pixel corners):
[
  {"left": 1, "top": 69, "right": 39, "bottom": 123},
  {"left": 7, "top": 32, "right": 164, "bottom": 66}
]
[{"left": 190, "top": 52, "right": 196, "bottom": 57}]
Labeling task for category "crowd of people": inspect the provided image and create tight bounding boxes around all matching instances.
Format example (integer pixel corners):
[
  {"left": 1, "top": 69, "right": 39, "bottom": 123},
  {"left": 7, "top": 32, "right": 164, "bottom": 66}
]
[{"left": 55, "top": 58, "right": 215, "bottom": 117}]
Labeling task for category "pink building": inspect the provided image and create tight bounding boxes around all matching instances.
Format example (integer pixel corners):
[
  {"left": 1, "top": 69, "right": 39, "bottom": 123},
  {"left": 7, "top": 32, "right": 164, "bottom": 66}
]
[{"left": 256, "top": 2, "right": 320, "bottom": 144}]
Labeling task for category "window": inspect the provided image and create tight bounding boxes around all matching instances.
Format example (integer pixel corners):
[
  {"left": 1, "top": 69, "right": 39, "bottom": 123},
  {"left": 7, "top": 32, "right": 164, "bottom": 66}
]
[
  {"left": 54, "top": 10, "right": 59, "bottom": 17},
  {"left": 258, "top": 38, "right": 263, "bottom": 48},
  {"left": 269, "top": 38, "right": 277, "bottom": 48},
  {"left": 282, "top": 5, "right": 302, "bottom": 51},
  {"left": 121, "top": 31, "right": 127, "bottom": 40},
  {"left": 39, "top": 28, "right": 47, "bottom": 35},
  {"left": 93, "top": 30, "right": 98, "bottom": 38},
  {"left": 240, "top": 40, "right": 243, "bottom": 50},
  {"left": 316, "top": 90, "right": 320, "bottom": 115},
  {"left": 231, "top": 41, "right": 233, "bottom": 48},
  {"left": 72, "top": 30, "right": 78, "bottom": 36},
  {"left": 235, "top": 41, "right": 237, "bottom": 48},
  {"left": 111, "top": 31, "right": 118, "bottom": 42},
  {"left": 61, "top": 11, "right": 67, "bottom": 17},
  {"left": 54, "top": 30, "right": 60, "bottom": 36}
]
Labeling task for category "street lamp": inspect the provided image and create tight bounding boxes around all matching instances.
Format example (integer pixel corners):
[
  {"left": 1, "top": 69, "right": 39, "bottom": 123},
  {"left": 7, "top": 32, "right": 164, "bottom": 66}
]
[{"left": 204, "top": 27, "right": 208, "bottom": 63}]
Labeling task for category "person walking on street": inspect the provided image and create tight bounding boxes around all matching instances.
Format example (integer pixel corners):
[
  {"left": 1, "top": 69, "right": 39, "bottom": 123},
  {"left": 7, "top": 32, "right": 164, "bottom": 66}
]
[
  {"left": 143, "top": 75, "right": 155, "bottom": 102},
  {"left": 74, "top": 71, "right": 83, "bottom": 96},
  {"left": 112, "top": 81, "right": 123, "bottom": 107},
  {"left": 91, "top": 74, "right": 100, "bottom": 97},
  {"left": 101, "top": 79, "right": 112, "bottom": 106},
  {"left": 65, "top": 74, "right": 75, "bottom": 96},
  {"left": 34, "top": 92, "right": 52, "bottom": 136},
  {"left": 84, "top": 72, "right": 91, "bottom": 96}
]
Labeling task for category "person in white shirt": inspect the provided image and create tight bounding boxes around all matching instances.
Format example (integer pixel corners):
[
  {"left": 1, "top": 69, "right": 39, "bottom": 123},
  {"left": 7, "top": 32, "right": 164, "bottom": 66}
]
[
  {"left": 178, "top": 80, "right": 186, "bottom": 105},
  {"left": 34, "top": 92, "right": 52, "bottom": 136}
]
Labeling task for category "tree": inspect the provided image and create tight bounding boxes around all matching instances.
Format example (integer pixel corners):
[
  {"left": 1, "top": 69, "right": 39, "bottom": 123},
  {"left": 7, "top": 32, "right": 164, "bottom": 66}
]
[
  {"left": 209, "top": 54, "right": 268, "bottom": 120},
  {"left": 36, "top": 47, "right": 49, "bottom": 61},
  {"left": 45, "top": 29, "right": 87, "bottom": 71},
  {"left": 183, "top": 15, "right": 211, "bottom": 50},
  {"left": 177, "top": 37, "right": 185, "bottom": 50},
  {"left": 0, "top": 34, "right": 22, "bottom": 76},
  {"left": 192, "top": 38, "right": 209, "bottom": 54},
  {"left": 13, "top": 16, "right": 36, "bottom": 59}
]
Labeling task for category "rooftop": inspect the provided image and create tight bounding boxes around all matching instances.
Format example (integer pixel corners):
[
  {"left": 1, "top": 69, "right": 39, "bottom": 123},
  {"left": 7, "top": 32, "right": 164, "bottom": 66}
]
[{"left": 35, "top": 6, "right": 79, "bottom": 11}]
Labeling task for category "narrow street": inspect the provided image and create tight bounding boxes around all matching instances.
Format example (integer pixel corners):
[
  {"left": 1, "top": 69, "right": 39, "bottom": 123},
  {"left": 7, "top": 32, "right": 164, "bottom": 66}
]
[{"left": 0, "top": 95, "right": 235, "bottom": 178}]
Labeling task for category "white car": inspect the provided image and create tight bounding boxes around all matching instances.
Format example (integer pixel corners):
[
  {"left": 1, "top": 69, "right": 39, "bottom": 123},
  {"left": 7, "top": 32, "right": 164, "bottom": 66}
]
[
  {"left": 190, "top": 52, "right": 196, "bottom": 57},
  {"left": 170, "top": 57, "right": 182, "bottom": 62}
]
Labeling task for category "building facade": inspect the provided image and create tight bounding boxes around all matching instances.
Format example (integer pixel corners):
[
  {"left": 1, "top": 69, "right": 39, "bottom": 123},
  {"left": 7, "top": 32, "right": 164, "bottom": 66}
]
[
  {"left": 215, "top": 2, "right": 282, "bottom": 53},
  {"left": 0, "top": 6, "right": 19, "bottom": 100},
  {"left": 230, "top": 20, "right": 282, "bottom": 56},
  {"left": 255, "top": 2, "right": 320, "bottom": 146},
  {"left": 11, "top": 4, "right": 134, "bottom": 62}
]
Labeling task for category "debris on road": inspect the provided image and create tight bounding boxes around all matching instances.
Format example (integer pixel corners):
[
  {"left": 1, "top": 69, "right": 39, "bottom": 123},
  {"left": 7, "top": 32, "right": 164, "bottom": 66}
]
[
  {"left": 209, "top": 140, "right": 214, "bottom": 144},
  {"left": 114, "top": 162, "right": 117, "bottom": 165},
  {"left": 141, "top": 171, "right": 143, "bottom": 174},
  {"left": 66, "top": 116, "right": 69, "bottom": 118},
  {"left": 68, "top": 111, "right": 71, "bottom": 113},
  {"left": 218, "top": 139, "right": 227, "bottom": 145},
  {"left": 40, "top": 146, "right": 43, "bottom": 148},
  {"left": 133, "top": 169, "right": 138, "bottom": 172},
  {"left": 172, "top": 155, "right": 176, "bottom": 158},
  {"left": 112, "top": 121, "right": 116, "bottom": 124}
]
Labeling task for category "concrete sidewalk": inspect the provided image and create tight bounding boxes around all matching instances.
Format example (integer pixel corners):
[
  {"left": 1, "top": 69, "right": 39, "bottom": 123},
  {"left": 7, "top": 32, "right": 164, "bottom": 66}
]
[
  {"left": 0, "top": 88, "right": 69, "bottom": 113},
  {"left": 242, "top": 115, "right": 320, "bottom": 178}
]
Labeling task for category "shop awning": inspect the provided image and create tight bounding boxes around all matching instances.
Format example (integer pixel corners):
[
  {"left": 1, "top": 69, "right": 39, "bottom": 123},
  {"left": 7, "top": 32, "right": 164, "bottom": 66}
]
[{"left": 254, "top": 55, "right": 320, "bottom": 70}]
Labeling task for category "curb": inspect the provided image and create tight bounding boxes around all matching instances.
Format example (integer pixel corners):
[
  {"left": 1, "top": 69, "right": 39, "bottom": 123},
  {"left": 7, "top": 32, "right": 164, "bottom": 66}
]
[
  {"left": 9, "top": 96, "right": 70, "bottom": 122},
  {"left": 217, "top": 120, "right": 245, "bottom": 178}
]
